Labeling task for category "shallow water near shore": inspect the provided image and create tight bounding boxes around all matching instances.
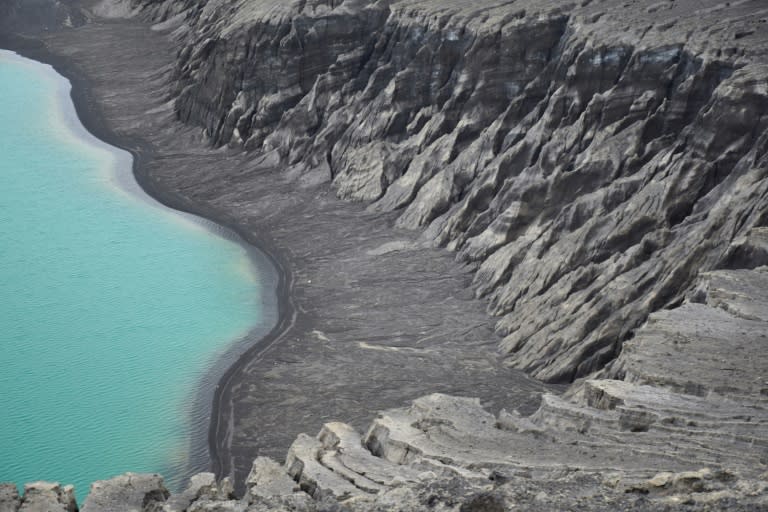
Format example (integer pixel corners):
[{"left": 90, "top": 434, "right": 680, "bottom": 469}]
[{"left": 0, "top": 51, "right": 263, "bottom": 500}]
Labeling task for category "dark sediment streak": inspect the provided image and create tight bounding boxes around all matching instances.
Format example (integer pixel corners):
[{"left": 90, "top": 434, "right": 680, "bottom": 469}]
[{"left": 0, "top": 31, "right": 293, "bottom": 487}]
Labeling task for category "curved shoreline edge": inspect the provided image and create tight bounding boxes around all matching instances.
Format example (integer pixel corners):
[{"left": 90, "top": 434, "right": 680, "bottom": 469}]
[{"left": 0, "top": 32, "right": 296, "bottom": 485}]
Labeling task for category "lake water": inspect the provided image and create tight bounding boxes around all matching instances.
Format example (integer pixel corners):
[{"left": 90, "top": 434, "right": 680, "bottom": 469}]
[{"left": 0, "top": 50, "right": 266, "bottom": 500}]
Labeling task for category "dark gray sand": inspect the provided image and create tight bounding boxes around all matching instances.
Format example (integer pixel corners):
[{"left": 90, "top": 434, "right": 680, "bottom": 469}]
[{"left": 1, "top": 17, "right": 555, "bottom": 493}]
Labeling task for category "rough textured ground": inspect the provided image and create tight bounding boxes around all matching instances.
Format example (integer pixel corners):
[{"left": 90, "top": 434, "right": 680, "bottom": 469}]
[
  {"left": 129, "top": 0, "right": 768, "bottom": 385},
  {"left": 2, "top": 0, "right": 768, "bottom": 509}
]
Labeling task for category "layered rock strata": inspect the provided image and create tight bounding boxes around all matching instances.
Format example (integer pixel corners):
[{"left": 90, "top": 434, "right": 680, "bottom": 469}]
[{"left": 126, "top": 0, "right": 768, "bottom": 384}]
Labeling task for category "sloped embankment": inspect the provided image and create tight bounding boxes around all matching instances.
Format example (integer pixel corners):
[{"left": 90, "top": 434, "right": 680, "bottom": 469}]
[
  {"left": 118, "top": 0, "right": 768, "bottom": 506},
  {"left": 133, "top": 0, "right": 768, "bottom": 382}
]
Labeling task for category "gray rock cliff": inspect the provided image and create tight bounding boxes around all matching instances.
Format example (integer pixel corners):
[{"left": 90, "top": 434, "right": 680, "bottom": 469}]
[
  {"left": 126, "top": 0, "right": 768, "bottom": 383},
  {"left": 113, "top": 0, "right": 768, "bottom": 503}
]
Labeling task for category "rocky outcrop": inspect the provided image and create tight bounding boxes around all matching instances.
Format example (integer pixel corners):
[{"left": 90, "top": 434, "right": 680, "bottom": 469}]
[
  {"left": 80, "top": 473, "right": 169, "bottom": 512},
  {"left": 0, "top": 482, "right": 77, "bottom": 512},
  {"left": 123, "top": 0, "right": 768, "bottom": 383}
]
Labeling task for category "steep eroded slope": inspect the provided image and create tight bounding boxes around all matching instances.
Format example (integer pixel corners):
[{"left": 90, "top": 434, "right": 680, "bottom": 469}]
[{"left": 129, "top": 0, "right": 768, "bottom": 382}]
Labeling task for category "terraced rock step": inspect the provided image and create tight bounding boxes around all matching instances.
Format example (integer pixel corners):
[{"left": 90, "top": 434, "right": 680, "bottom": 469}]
[{"left": 2, "top": 0, "right": 768, "bottom": 509}]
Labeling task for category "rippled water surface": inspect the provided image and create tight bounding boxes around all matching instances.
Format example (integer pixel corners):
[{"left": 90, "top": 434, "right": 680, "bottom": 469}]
[{"left": 0, "top": 51, "right": 262, "bottom": 500}]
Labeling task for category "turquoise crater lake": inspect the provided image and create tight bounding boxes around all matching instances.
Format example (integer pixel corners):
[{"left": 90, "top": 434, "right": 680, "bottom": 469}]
[{"left": 0, "top": 51, "right": 267, "bottom": 499}]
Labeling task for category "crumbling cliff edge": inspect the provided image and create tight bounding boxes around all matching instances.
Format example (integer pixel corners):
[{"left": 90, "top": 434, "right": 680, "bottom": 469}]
[{"left": 1, "top": 0, "right": 768, "bottom": 509}]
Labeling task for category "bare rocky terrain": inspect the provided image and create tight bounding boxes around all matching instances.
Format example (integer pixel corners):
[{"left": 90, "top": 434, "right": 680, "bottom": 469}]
[{"left": 1, "top": 0, "right": 768, "bottom": 509}]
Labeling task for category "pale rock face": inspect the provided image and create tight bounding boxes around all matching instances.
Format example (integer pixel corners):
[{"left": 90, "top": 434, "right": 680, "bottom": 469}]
[
  {"left": 81, "top": 473, "right": 168, "bottom": 512},
  {"left": 163, "top": 472, "right": 216, "bottom": 511},
  {"left": 245, "top": 458, "right": 300, "bottom": 500}
]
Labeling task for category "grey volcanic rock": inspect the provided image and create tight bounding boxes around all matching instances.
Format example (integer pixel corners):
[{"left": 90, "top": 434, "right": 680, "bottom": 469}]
[
  {"left": 124, "top": 0, "right": 768, "bottom": 385},
  {"left": 81, "top": 473, "right": 169, "bottom": 512},
  {"left": 163, "top": 472, "right": 216, "bottom": 512},
  {"left": 10, "top": 482, "right": 77, "bottom": 512},
  {"left": 0, "top": 485, "right": 21, "bottom": 512},
  {"left": 244, "top": 458, "right": 300, "bottom": 500}
]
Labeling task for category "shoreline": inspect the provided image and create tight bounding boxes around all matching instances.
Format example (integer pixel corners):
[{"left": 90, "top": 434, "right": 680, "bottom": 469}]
[
  {"left": 0, "top": 31, "right": 295, "bottom": 484},
  {"left": 0, "top": 15, "right": 554, "bottom": 493},
  {"left": 1, "top": 1, "right": 767, "bottom": 508}
]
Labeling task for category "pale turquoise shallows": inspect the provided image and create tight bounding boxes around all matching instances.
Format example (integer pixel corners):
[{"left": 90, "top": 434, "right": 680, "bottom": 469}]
[{"left": 0, "top": 51, "right": 262, "bottom": 500}]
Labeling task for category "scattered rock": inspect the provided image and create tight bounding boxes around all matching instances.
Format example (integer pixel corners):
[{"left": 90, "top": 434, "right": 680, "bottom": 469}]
[
  {"left": 163, "top": 473, "right": 216, "bottom": 511},
  {"left": 245, "top": 458, "right": 300, "bottom": 500}
]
